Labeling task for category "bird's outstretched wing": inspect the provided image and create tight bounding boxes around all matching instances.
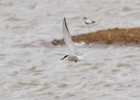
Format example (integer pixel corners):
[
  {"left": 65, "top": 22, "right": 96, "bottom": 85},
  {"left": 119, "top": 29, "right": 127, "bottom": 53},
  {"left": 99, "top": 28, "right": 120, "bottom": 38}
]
[
  {"left": 63, "top": 18, "right": 78, "bottom": 54},
  {"left": 77, "top": 44, "right": 92, "bottom": 56}
]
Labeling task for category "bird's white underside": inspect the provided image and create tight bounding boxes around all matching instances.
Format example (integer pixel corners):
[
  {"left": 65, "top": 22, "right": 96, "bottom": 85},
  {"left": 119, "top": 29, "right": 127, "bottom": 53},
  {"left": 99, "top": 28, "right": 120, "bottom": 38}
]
[{"left": 63, "top": 18, "right": 87, "bottom": 62}]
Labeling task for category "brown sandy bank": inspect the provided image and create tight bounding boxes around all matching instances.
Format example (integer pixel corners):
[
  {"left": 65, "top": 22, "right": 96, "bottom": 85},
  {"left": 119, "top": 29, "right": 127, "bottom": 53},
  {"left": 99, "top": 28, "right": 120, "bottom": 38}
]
[{"left": 52, "top": 27, "right": 140, "bottom": 45}]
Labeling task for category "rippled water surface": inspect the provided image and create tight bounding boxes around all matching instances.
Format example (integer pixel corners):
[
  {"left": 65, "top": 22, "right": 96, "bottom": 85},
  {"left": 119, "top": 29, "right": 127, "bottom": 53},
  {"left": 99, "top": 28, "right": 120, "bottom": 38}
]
[{"left": 0, "top": 0, "right": 140, "bottom": 100}]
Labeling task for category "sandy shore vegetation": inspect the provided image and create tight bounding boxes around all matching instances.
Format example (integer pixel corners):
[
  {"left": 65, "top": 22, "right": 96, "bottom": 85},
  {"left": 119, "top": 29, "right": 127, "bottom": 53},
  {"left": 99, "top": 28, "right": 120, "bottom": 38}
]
[{"left": 52, "top": 27, "right": 140, "bottom": 45}]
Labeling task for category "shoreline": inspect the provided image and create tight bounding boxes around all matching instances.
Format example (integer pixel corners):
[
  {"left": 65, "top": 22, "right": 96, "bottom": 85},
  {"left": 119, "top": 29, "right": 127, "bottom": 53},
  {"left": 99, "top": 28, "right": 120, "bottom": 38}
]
[{"left": 52, "top": 27, "right": 140, "bottom": 46}]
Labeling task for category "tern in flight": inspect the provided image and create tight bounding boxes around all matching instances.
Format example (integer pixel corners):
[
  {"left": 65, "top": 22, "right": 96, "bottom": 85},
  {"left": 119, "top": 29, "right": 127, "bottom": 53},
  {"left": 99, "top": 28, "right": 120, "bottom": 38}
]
[
  {"left": 83, "top": 17, "right": 96, "bottom": 33},
  {"left": 61, "top": 18, "right": 88, "bottom": 63}
]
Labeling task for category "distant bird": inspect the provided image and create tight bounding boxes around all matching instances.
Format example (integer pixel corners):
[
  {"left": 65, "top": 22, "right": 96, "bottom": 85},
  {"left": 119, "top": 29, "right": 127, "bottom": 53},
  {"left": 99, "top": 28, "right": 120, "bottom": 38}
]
[
  {"left": 61, "top": 18, "right": 88, "bottom": 63},
  {"left": 83, "top": 17, "right": 96, "bottom": 33}
]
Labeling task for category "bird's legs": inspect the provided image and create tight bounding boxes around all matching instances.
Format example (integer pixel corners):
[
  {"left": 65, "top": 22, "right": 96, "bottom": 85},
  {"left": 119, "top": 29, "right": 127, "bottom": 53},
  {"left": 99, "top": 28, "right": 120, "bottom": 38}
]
[
  {"left": 75, "top": 58, "right": 77, "bottom": 63},
  {"left": 88, "top": 26, "right": 90, "bottom": 33}
]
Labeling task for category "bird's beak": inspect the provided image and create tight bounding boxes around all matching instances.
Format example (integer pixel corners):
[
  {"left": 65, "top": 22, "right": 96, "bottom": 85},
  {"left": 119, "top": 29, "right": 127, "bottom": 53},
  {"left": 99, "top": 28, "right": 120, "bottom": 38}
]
[{"left": 61, "top": 58, "right": 64, "bottom": 60}]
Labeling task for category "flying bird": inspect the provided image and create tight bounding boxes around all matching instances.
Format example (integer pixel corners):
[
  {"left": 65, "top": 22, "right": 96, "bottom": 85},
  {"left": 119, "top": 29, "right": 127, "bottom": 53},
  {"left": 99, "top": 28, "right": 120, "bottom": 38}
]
[{"left": 61, "top": 18, "right": 88, "bottom": 63}]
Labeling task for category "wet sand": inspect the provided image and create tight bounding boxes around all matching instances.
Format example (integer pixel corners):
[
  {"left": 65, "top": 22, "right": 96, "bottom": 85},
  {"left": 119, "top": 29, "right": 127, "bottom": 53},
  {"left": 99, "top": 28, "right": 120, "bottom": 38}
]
[{"left": 52, "top": 27, "right": 140, "bottom": 45}]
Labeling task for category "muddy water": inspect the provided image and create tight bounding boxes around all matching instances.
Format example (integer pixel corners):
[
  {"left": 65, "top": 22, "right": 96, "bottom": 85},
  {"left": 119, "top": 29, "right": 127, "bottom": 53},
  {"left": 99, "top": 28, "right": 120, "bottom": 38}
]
[{"left": 0, "top": 0, "right": 140, "bottom": 100}]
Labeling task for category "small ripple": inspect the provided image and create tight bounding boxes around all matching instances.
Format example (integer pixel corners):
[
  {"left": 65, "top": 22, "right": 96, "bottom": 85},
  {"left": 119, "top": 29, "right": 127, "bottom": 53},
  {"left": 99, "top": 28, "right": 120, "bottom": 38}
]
[
  {"left": 111, "top": 69, "right": 120, "bottom": 73},
  {"left": 117, "top": 63, "right": 131, "bottom": 68}
]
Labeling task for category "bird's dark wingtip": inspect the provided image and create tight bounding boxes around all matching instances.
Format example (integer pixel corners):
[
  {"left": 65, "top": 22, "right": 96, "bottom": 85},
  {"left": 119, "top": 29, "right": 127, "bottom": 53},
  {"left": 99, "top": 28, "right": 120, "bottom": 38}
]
[
  {"left": 63, "top": 17, "right": 67, "bottom": 25},
  {"left": 63, "top": 17, "right": 69, "bottom": 32},
  {"left": 64, "top": 17, "right": 66, "bottom": 21}
]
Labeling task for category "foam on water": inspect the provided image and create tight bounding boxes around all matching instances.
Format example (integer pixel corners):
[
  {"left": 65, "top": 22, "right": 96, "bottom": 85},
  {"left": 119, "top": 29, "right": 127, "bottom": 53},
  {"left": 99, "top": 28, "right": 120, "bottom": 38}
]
[{"left": 0, "top": 0, "right": 140, "bottom": 100}]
